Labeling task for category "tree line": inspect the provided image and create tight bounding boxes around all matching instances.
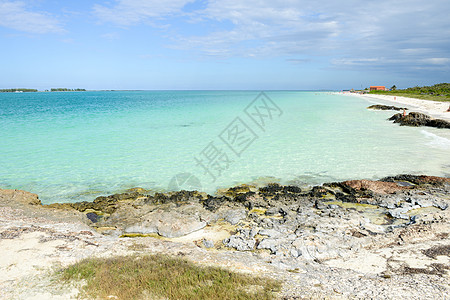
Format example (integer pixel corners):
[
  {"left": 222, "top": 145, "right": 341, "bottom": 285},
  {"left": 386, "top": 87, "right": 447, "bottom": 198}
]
[
  {"left": 369, "top": 83, "right": 450, "bottom": 102},
  {"left": 50, "top": 88, "right": 86, "bottom": 92},
  {"left": 372, "top": 83, "right": 450, "bottom": 97},
  {"left": 0, "top": 88, "right": 38, "bottom": 92},
  {"left": 400, "top": 83, "right": 450, "bottom": 97},
  {"left": 0, "top": 88, "right": 87, "bottom": 92}
]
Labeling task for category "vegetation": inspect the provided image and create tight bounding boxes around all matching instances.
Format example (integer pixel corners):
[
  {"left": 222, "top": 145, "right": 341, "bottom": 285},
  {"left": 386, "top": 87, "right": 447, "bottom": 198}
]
[
  {"left": 370, "top": 83, "right": 450, "bottom": 102},
  {"left": 59, "top": 254, "right": 281, "bottom": 300},
  {"left": 51, "top": 88, "right": 86, "bottom": 91},
  {"left": 0, "top": 88, "right": 37, "bottom": 92}
]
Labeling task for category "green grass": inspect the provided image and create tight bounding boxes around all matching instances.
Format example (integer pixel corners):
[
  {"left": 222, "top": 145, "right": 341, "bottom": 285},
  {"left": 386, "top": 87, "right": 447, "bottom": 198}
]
[
  {"left": 369, "top": 83, "right": 450, "bottom": 102},
  {"left": 58, "top": 254, "right": 281, "bottom": 300},
  {"left": 370, "top": 90, "right": 450, "bottom": 102}
]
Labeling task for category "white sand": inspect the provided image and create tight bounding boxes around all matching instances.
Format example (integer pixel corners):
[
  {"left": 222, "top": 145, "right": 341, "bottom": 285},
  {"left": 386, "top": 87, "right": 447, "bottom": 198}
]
[{"left": 344, "top": 93, "right": 450, "bottom": 120}]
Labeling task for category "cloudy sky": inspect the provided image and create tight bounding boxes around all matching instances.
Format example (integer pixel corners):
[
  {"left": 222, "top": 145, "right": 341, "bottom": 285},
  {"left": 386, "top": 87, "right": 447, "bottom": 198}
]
[{"left": 0, "top": 0, "right": 449, "bottom": 90}]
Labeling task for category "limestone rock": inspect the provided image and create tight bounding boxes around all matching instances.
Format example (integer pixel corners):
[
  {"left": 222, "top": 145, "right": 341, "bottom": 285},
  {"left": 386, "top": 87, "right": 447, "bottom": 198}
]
[
  {"left": 257, "top": 238, "right": 280, "bottom": 253},
  {"left": 341, "top": 179, "right": 407, "bottom": 195},
  {"left": 223, "top": 208, "right": 247, "bottom": 225},
  {"left": 223, "top": 236, "right": 256, "bottom": 251},
  {"left": 0, "top": 189, "right": 41, "bottom": 206},
  {"left": 125, "top": 209, "right": 206, "bottom": 238}
]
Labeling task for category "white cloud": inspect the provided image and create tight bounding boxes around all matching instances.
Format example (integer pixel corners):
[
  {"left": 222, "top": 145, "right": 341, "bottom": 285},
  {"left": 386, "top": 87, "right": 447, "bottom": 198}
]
[
  {"left": 91, "top": 0, "right": 450, "bottom": 73},
  {"left": 175, "top": 0, "right": 450, "bottom": 73},
  {"left": 332, "top": 58, "right": 381, "bottom": 66},
  {"left": 422, "top": 58, "right": 450, "bottom": 65},
  {"left": 101, "top": 32, "right": 120, "bottom": 40},
  {"left": 0, "top": 0, "right": 64, "bottom": 34},
  {"left": 94, "top": 0, "right": 194, "bottom": 26}
]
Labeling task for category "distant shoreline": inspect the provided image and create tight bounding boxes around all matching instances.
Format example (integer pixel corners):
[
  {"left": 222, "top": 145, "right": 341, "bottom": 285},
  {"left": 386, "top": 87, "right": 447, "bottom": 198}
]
[{"left": 340, "top": 92, "right": 450, "bottom": 121}]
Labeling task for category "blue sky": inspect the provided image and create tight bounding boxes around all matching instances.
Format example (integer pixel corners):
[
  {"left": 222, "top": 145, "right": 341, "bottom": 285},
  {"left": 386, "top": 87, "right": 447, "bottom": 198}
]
[{"left": 0, "top": 0, "right": 449, "bottom": 90}]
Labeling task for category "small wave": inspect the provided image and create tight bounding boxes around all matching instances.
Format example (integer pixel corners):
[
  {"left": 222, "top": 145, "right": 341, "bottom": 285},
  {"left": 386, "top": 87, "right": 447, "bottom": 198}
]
[{"left": 421, "top": 130, "right": 450, "bottom": 149}]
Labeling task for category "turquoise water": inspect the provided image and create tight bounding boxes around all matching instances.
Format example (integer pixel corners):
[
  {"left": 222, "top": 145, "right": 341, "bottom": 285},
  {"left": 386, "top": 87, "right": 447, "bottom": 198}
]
[{"left": 1, "top": 91, "right": 449, "bottom": 204}]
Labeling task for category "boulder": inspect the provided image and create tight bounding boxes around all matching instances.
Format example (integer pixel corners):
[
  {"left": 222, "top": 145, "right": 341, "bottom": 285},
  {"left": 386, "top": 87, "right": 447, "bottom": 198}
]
[
  {"left": 0, "top": 189, "right": 41, "bottom": 206},
  {"left": 202, "top": 196, "right": 229, "bottom": 212},
  {"left": 395, "top": 112, "right": 431, "bottom": 126},
  {"left": 380, "top": 174, "right": 450, "bottom": 186},
  {"left": 259, "top": 183, "right": 302, "bottom": 198},
  {"left": 389, "top": 112, "right": 450, "bottom": 129},
  {"left": 427, "top": 119, "right": 450, "bottom": 129},
  {"left": 341, "top": 180, "right": 407, "bottom": 195},
  {"left": 388, "top": 113, "right": 403, "bottom": 122},
  {"left": 125, "top": 209, "right": 206, "bottom": 238}
]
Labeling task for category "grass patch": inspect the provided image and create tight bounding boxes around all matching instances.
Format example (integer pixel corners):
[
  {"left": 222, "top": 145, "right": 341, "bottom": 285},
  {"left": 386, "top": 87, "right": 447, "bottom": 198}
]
[
  {"left": 58, "top": 254, "right": 281, "bottom": 300},
  {"left": 370, "top": 91, "right": 450, "bottom": 102}
]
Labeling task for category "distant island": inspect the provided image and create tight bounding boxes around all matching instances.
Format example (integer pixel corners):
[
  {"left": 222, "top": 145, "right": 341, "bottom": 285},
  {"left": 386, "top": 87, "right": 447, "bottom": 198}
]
[
  {"left": 0, "top": 88, "right": 86, "bottom": 93},
  {"left": 50, "top": 88, "right": 86, "bottom": 92},
  {"left": 0, "top": 88, "right": 38, "bottom": 93}
]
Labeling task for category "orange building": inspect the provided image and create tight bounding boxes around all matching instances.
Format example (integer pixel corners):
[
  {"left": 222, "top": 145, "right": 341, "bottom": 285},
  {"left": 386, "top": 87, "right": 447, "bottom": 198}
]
[{"left": 370, "top": 86, "right": 386, "bottom": 91}]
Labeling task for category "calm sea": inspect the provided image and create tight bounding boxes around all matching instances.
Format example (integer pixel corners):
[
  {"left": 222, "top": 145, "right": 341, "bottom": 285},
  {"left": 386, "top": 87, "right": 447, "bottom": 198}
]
[{"left": 1, "top": 91, "right": 449, "bottom": 204}]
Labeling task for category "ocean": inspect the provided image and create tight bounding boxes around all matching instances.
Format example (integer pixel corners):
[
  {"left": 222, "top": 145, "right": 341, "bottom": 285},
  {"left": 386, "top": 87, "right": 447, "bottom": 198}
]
[{"left": 1, "top": 91, "right": 449, "bottom": 204}]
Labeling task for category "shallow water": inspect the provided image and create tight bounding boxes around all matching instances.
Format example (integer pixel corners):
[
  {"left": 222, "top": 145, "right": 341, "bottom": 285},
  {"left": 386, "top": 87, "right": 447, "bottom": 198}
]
[{"left": 1, "top": 91, "right": 449, "bottom": 204}]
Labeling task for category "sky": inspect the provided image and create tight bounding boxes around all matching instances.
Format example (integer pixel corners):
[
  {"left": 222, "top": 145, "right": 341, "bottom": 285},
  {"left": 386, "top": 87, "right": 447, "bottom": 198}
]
[{"left": 0, "top": 0, "right": 449, "bottom": 90}]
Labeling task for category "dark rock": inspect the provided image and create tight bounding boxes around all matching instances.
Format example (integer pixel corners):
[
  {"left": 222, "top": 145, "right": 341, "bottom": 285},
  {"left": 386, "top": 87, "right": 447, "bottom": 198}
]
[
  {"left": 367, "top": 104, "right": 407, "bottom": 111},
  {"left": 202, "top": 196, "right": 229, "bottom": 212},
  {"left": 427, "top": 119, "right": 450, "bottom": 129},
  {"left": 335, "top": 192, "right": 357, "bottom": 203},
  {"left": 234, "top": 191, "right": 256, "bottom": 203},
  {"left": 220, "top": 185, "right": 254, "bottom": 198},
  {"left": 259, "top": 183, "right": 284, "bottom": 196},
  {"left": 395, "top": 112, "right": 431, "bottom": 126},
  {"left": 147, "top": 190, "right": 205, "bottom": 205},
  {"left": 309, "top": 186, "right": 333, "bottom": 198},
  {"left": 259, "top": 183, "right": 302, "bottom": 198},
  {"left": 283, "top": 186, "right": 302, "bottom": 193},
  {"left": 380, "top": 175, "right": 450, "bottom": 186},
  {"left": 389, "top": 112, "right": 450, "bottom": 129},
  {"left": 86, "top": 212, "right": 100, "bottom": 223},
  {"left": 389, "top": 113, "right": 403, "bottom": 122},
  {"left": 324, "top": 182, "right": 357, "bottom": 195},
  {"left": 70, "top": 191, "right": 146, "bottom": 214}
]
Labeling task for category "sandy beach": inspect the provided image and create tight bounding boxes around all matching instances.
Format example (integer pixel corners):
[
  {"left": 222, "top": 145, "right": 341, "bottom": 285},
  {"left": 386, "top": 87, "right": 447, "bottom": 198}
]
[{"left": 349, "top": 93, "right": 450, "bottom": 121}]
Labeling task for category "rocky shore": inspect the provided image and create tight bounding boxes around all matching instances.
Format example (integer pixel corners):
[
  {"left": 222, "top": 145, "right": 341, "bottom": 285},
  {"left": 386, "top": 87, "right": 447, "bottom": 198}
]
[
  {"left": 1, "top": 175, "right": 449, "bottom": 299},
  {"left": 367, "top": 104, "right": 450, "bottom": 129}
]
